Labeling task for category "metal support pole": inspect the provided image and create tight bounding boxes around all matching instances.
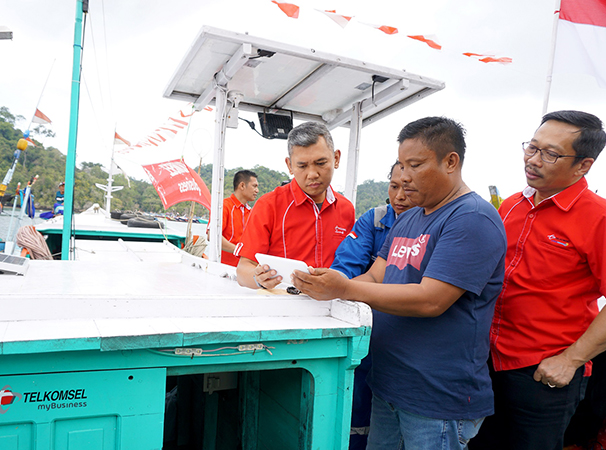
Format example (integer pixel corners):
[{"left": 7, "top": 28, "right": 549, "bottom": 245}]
[
  {"left": 208, "top": 86, "right": 227, "bottom": 263},
  {"left": 344, "top": 102, "right": 363, "bottom": 207}
]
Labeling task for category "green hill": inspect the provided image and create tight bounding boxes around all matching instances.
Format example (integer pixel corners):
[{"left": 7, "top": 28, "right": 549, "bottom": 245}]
[{"left": 1, "top": 106, "right": 387, "bottom": 218}]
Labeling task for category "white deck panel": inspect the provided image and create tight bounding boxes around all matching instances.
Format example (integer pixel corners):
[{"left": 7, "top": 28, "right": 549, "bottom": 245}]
[
  {"left": 1, "top": 258, "right": 371, "bottom": 345},
  {"left": 73, "top": 240, "right": 184, "bottom": 263}
]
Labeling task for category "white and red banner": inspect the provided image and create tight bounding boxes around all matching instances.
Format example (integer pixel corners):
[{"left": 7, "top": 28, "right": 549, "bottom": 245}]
[
  {"left": 142, "top": 159, "right": 211, "bottom": 210},
  {"left": 553, "top": 0, "right": 606, "bottom": 88},
  {"left": 32, "top": 108, "right": 52, "bottom": 125}
]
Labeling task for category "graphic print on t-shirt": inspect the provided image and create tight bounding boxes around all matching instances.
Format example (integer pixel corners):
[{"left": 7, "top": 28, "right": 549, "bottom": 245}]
[{"left": 387, "top": 234, "right": 430, "bottom": 271}]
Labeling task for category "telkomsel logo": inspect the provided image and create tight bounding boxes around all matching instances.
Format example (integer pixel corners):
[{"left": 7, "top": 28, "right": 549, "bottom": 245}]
[
  {"left": 23, "top": 388, "right": 88, "bottom": 412},
  {"left": 0, "top": 385, "right": 22, "bottom": 414},
  {"left": 387, "top": 234, "right": 430, "bottom": 271}
]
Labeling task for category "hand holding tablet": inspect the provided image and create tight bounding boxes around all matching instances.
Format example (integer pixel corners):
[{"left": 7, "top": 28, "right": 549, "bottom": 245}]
[{"left": 255, "top": 253, "right": 309, "bottom": 288}]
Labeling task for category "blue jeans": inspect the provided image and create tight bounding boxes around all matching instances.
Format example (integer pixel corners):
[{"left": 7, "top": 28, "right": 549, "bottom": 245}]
[{"left": 366, "top": 394, "right": 485, "bottom": 450}]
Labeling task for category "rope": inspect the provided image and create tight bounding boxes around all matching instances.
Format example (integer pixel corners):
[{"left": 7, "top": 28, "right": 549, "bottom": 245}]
[
  {"left": 182, "top": 234, "right": 208, "bottom": 257},
  {"left": 16, "top": 225, "right": 53, "bottom": 260}
]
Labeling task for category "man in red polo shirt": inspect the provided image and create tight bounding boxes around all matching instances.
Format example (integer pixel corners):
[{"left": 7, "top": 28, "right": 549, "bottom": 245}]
[
  {"left": 235, "top": 121, "right": 354, "bottom": 289},
  {"left": 221, "top": 170, "right": 258, "bottom": 267},
  {"left": 470, "top": 110, "right": 606, "bottom": 450}
]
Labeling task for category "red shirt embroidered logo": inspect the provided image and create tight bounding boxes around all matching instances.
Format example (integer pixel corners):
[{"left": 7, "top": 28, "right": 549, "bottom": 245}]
[{"left": 387, "top": 234, "right": 430, "bottom": 271}]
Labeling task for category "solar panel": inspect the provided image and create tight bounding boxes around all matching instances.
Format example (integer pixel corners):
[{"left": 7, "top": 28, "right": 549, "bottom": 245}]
[
  {"left": 0, "top": 253, "right": 29, "bottom": 275},
  {"left": 163, "top": 26, "right": 445, "bottom": 129}
]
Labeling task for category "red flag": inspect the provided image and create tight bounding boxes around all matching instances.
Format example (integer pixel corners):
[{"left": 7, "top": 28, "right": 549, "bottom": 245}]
[
  {"left": 553, "top": 0, "right": 606, "bottom": 88},
  {"left": 142, "top": 159, "right": 212, "bottom": 210},
  {"left": 32, "top": 108, "right": 52, "bottom": 125},
  {"left": 408, "top": 35, "right": 441, "bottom": 50},
  {"left": 271, "top": 1, "right": 299, "bottom": 18},
  {"left": 114, "top": 132, "right": 131, "bottom": 146}
]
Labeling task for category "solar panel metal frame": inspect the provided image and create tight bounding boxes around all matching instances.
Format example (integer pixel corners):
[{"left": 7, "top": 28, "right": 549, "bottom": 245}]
[{"left": 163, "top": 26, "right": 445, "bottom": 129}]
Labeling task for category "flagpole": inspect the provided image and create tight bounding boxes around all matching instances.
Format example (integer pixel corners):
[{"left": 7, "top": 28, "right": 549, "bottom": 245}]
[
  {"left": 61, "top": 0, "right": 87, "bottom": 260},
  {"left": 106, "top": 129, "right": 116, "bottom": 216},
  {"left": 542, "top": 0, "right": 563, "bottom": 115}
]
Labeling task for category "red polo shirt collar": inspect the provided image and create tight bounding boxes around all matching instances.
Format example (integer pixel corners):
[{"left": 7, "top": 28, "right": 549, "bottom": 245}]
[
  {"left": 289, "top": 179, "right": 336, "bottom": 210},
  {"left": 522, "top": 176, "right": 588, "bottom": 211}
]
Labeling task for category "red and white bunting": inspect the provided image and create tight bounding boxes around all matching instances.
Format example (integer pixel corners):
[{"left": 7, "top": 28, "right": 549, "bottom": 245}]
[
  {"left": 553, "top": 0, "right": 606, "bottom": 88},
  {"left": 408, "top": 35, "right": 441, "bottom": 50},
  {"left": 32, "top": 108, "right": 52, "bottom": 125},
  {"left": 25, "top": 137, "right": 37, "bottom": 147},
  {"left": 116, "top": 103, "right": 203, "bottom": 154},
  {"left": 317, "top": 9, "right": 352, "bottom": 28},
  {"left": 271, "top": 1, "right": 299, "bottom": 18}
]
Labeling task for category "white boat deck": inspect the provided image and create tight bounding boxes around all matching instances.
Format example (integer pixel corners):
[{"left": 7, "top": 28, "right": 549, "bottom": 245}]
[{"left": 0, "top": 252, "right": 371, "bottom": 355}]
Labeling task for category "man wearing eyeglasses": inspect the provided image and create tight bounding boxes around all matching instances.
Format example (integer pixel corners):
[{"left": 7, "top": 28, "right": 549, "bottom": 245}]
[{"left": 471, "top": 110, "right": 606, "bottom": 450}]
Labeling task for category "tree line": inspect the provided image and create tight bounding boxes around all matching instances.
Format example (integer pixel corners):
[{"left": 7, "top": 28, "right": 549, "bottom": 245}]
[{"left": 1, "top": 106, "right": 388, "bottom": 218}]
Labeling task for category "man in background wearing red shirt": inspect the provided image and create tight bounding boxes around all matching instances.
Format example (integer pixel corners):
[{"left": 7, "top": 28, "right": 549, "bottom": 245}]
[
  {"left": 221, "top": 170, "right": 258, "bottom": 267},
  {"left": 236, "top": 121, "right": 354, "bottom": 289},
  {"left": 471, "top": 110, "right": 606, "bottom": 450}
]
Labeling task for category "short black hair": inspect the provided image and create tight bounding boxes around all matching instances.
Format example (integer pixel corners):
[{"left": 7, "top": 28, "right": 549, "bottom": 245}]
[
  {"left": 397, "top": 117, "right": 466, "bottom": 164},
  {"left": 389, "top": 160, "right": 400, "bottom": 180},
  {"left": 233, "top": 170, "right": 257, "bottom": 191},
  {"left": 287, "top": 121, "right": 334, "bottom": 157},
  {"left": 541, "top": 110, "right": 606, "bottom": 163}
]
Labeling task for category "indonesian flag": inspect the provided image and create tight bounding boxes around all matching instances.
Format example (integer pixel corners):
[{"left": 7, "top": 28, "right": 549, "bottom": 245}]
[
  {"left": 317, "top": 9, "right": 352, "bottom": 28},
  {"left": 360, "top": 22, "right": 398, "bottom": 35},
  {"left": 114, "top": 132, "right": 131, "bottom": 146},
  {"left": 25, "top": 137, "right": 37, "bottom": 147},
  {"left": 142, "top": 159, "right": 212, "bottom": 210},
  {"left": 553, "top": 0, "right": 606, "bottom": 88},
  {"left": 32, "top": 108, "right": 52, "bottom": 125},
  {"left": 271, "top": 1, "right": 299, "bottom": 18},
  {"left": 408, "top": 35, "right": 441, "bottom": 50},
  {"left": 463, "top": 53, "right": 513, "bottom": 64}
]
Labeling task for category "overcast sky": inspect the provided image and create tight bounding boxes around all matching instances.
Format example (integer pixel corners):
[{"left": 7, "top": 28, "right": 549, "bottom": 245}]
[{"left": 2, "top": 0, "right": 606, "bottom": 203}]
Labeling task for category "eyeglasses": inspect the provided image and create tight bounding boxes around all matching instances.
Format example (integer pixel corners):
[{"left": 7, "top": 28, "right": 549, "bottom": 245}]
[{"left": 522, "top": 142, "right": 586, "bottom": 164}]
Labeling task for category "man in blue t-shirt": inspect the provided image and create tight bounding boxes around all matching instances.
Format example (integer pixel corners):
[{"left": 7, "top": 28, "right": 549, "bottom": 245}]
[
  {"left": 331, "top": 161, "right": 414, "bottom": 450},
  {"left": 293, "top": 116, "right": 507, "bottom": 450}
]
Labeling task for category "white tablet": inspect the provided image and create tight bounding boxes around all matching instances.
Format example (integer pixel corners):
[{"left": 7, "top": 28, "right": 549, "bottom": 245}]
[{"left": 255, "top": 253, "right": 309, "bottom": 285}]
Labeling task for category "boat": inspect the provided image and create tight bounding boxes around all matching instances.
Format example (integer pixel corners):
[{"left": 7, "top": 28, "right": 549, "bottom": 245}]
[
  {"left": 0, "top": 11, "right": 443, "bottom": 448},
  {"left": 32, "top": 203, "right": 192, "bottom": 260}
]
